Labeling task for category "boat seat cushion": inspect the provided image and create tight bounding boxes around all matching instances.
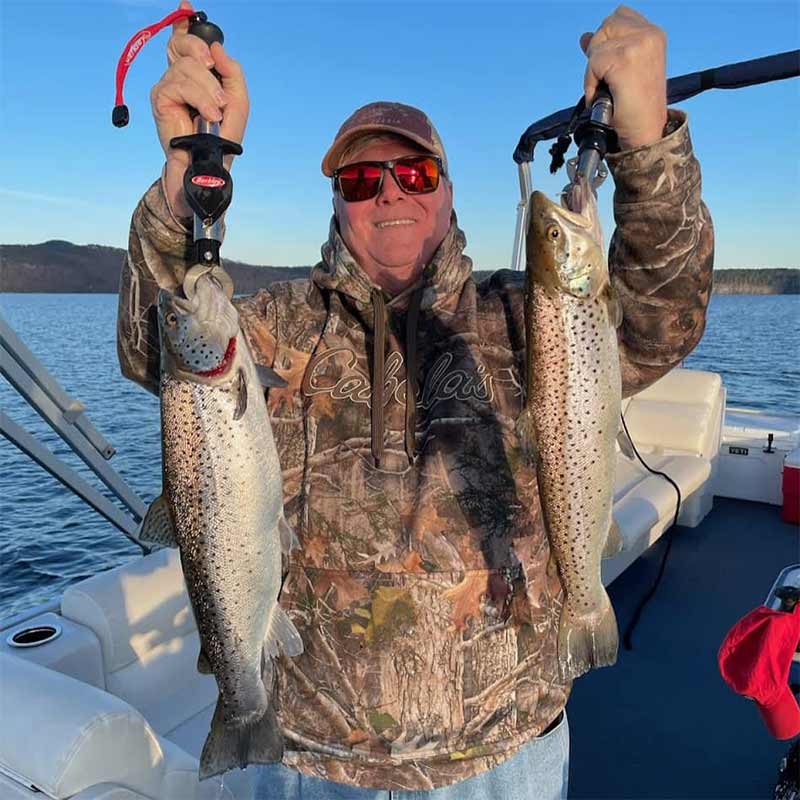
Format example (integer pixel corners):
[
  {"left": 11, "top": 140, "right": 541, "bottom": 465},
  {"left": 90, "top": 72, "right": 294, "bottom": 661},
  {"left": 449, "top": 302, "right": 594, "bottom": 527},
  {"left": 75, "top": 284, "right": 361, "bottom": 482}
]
[
  {"left": 622, "top": 369, "right": 723, "bottom": 460},
  {"left": 61, "top": 548, "right": 217, "bottom": 736},
  {"left": 0, "top": 654, "right": 220, "bottom": 800},
  {"left": 615, "top": 454, "right": 711, "bottom": 510},
  {"left": 624, "top": 400, "right": 716, "bottom": 457},
  {"left": 632, "top": 368, "right": 722, "bottom": 406}
]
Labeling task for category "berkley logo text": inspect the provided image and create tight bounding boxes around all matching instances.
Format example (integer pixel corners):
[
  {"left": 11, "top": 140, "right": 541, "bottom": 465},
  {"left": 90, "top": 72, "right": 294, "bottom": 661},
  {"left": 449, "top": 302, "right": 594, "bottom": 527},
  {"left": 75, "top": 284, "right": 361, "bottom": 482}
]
[
  {"left": 125, "top": 31, "right": 152, "bottom": 66},
  {"left": 192, "top": 175, "right": 226, "bottom": 188}
]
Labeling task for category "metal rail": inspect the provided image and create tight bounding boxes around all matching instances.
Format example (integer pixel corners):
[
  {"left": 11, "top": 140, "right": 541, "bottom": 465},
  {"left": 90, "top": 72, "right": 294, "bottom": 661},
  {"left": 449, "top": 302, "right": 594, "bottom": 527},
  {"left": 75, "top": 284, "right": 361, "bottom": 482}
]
[
  {"left": 1, "top": 317, "right": 115, "bottom": 459},
  {"left": 1, "top": 313, "right": 149, "bottom": 549},
  {"left": 0, "top": 412, "right": 146, "bottom": 549}
]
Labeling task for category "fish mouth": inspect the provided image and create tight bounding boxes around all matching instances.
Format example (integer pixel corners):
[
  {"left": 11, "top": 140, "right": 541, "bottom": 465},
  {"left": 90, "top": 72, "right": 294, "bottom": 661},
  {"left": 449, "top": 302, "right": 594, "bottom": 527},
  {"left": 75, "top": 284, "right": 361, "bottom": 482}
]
[
  {"left": 170, "top": 295, "right": 194, "bottom": 313},
  {"left": 532, "top": 190, "right": 593, "bottom": 231},
  {"left": 195, "top": 336, "right": 237, "bottom": 377},
  {"left": 550, "top": 200, "right": 594, "bottom": 231}
]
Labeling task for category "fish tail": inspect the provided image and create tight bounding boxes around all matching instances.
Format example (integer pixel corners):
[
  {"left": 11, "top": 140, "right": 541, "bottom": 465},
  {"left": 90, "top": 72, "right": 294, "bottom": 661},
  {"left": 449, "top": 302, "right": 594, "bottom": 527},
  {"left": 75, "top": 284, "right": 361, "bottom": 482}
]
[
  {"left": 198, "top": 698, "right": 283, "bottom": 780},
  {"left": 557, "top": 589, "right": 619, "bottom": 681}
]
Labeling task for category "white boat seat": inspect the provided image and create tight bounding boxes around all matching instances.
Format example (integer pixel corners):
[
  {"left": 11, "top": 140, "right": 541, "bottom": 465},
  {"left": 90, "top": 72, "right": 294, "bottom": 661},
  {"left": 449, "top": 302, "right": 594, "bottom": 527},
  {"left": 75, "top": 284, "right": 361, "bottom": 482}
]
[
  {"left": 623, "top": 370, "right": 723, "bottom": 461},
  {"left": 0, "top": 653, "right": 221, "bottom": 800},
  {"left": 58, "top": 549, "right": 258, "bottom": 797},
  {"left": 60, "top": 548, "right": 217, "bottom": 738},
  {"left": 604, "top": 369, "right": 723, "bottom": 583},
  {"left": 615, "top": 454, "right": 712, "bottom": 510}
]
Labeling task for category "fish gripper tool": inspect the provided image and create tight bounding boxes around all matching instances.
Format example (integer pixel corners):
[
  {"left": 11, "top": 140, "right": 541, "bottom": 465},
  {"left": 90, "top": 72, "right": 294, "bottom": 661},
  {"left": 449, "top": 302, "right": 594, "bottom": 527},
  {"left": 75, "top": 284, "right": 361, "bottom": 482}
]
[
  {"left": 571, "top": 83, "right": 617, "bottom": 189},
  {"left": 111, "top": 9, "right": 239, "bottom": 300},
  {"left": 171, "top": 12, "right": 240, "bottom": 300}
]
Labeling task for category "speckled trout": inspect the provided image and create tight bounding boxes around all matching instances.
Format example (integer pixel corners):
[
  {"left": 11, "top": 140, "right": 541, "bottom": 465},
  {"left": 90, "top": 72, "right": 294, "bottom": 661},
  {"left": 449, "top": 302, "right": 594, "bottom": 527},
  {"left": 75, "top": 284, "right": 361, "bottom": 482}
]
[
  {"left": 517, "top": 183, "right": 623, "bottom": 681},
  {"left": 139, "top": 273, "right": 302, "bottom": 780}
]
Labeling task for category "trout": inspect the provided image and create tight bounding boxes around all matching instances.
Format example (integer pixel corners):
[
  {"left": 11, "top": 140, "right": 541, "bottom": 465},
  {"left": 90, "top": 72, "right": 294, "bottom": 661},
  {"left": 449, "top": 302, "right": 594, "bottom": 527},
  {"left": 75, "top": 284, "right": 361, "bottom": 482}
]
[
  {"left": 517, "top": 183, "right": 623, "bottom": 681},
  {"left": 139, "top": 272, "right": 303, "bottom": 779}
]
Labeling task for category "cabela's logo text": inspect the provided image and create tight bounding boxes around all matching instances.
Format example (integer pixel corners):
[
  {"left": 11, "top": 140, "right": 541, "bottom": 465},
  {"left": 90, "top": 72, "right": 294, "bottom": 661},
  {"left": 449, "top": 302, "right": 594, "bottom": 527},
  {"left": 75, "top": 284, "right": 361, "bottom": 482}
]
[{"left": 303, "top": 348, "right": 507, "bottom": 410}]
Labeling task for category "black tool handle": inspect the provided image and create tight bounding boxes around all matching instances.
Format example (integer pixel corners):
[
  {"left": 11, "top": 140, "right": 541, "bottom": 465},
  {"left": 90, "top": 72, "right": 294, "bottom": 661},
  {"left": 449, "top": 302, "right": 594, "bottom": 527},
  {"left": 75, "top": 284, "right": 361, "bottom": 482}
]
[{"left": 187, "top": 12, "right": 224, "bottom": 85}]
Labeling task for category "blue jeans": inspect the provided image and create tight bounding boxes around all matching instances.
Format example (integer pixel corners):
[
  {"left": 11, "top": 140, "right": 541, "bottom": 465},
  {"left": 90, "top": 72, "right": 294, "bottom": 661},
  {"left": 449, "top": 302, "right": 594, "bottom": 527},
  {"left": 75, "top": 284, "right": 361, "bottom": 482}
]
[{"left": 254, "top": 711, "right": 569, "bottom": 799}]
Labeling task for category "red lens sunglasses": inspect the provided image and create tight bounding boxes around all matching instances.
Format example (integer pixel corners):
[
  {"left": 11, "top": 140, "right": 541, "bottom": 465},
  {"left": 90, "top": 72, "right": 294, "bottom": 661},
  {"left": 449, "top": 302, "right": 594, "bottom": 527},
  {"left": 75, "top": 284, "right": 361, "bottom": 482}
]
[{"left": 333, "top": 155, "right": 443, "bottom": 202}]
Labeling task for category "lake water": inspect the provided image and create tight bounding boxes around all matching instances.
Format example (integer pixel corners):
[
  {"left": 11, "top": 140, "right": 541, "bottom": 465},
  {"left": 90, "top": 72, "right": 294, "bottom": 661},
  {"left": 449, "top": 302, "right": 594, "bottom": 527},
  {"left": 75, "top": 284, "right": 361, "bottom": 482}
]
[{"left": 0, "top": 291, "right": 798, "bottom": 618}]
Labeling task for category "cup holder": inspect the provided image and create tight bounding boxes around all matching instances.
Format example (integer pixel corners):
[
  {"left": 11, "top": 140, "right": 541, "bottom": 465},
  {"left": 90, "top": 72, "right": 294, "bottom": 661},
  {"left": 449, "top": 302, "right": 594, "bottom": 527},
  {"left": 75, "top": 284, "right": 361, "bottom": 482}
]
[{"left": 7, "top": 624, "right": 62, "bottom": 648}]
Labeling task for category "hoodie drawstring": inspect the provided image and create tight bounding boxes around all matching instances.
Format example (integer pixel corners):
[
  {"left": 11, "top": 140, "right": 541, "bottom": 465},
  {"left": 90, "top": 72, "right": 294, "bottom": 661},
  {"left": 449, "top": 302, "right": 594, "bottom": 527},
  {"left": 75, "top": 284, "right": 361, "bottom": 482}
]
[
  {"left": 369, "top": 285, "right": 424, "bottom": 468},
  {"left": 404, "top": 286, "right": 423, "bottom": 464},
  {"left": 370, "top": 289, "right": 387, "bottom": 467}
]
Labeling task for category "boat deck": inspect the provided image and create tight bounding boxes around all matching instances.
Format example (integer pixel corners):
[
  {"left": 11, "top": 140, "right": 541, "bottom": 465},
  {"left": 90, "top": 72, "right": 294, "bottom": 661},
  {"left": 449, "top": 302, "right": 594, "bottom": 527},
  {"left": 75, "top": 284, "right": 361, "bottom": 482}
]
[{"left": 568, "top": 496, "right": 799, "bottom": 799}]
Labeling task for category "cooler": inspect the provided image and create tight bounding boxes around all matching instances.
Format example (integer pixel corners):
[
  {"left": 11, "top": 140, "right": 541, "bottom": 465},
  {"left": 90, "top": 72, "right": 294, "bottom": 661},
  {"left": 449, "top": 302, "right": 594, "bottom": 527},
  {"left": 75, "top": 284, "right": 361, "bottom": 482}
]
[
  {"left": 783, "top": 447, "right": 800, "bottom": 524},
  {"left": 716, "top": 407, "right": 800, "bottom": 506}
]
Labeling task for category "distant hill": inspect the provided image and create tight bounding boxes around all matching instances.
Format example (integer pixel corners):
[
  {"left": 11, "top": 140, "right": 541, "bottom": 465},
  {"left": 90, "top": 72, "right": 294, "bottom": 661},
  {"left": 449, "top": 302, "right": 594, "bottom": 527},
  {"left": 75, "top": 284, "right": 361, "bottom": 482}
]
[
  {"left": 0, "top": 241, "right": 309, "bottom": 294},
  {"left": 1, "top": 241, "right": 797, "bottom": 294},
  {"left": 710, "top": 268, "right": 800, "bottom": 295}
]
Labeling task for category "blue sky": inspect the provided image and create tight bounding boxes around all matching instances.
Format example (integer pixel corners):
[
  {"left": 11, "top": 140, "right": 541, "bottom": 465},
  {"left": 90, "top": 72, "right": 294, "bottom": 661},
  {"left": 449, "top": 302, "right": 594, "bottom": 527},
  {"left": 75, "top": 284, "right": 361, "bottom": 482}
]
[{"left": 1, "top": 1, "right": 797, "bottom": 270}]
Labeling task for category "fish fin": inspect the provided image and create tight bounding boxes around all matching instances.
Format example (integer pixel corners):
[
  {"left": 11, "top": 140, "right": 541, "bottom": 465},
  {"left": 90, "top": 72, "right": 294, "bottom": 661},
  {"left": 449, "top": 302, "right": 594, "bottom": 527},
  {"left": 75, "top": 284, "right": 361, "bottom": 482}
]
[
  {"left": 264, "top": 604, "right": 304, "bottom": 660},
  {"left": 515, "top": 406, "right": 539, "bottom": 462},
  {"left": 197, "top": 648, "right": 213, "bottom": 675},
  {"left": 233, "top": 368, "right": 248, "bottom": 421},
  {"left": 602, "top": 284, "right": 623, "bottom": 328},
  {"left": 198, "top": 696, "right": 283, "bottom": 780},
  {"left": 602, "top": 517, "right": 624, "bottom": 558},
  {"left": 616, "top": 422, "right": 637, "bottom": 461},
  {"left": 256, "top": 364, "right": 288, "bottom": 389},
  {"left": 279, "top": 515, "right": 300, "bottom": 554},
  {"left": 138, "top": 494, "right": 177, "bottom": 547},
  {"left": 557, "top": 589, "right": 619, "bottom": 681},
  {"left": 260, "top": 644, "right": 274, "bottom": 691}
]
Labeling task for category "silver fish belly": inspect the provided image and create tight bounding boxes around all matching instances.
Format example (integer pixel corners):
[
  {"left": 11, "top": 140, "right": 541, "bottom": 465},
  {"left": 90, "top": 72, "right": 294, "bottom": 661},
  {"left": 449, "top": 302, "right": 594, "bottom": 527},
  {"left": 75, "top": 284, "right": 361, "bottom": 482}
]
[
  {"left": 142, "top": 311, "right": 302, "bottom": 779},
  {"left": 530, "top": 284, "right": 620, "bottom": 680},
  {"left": 161, "top": 351, "right": 282, "bottom": 718}
]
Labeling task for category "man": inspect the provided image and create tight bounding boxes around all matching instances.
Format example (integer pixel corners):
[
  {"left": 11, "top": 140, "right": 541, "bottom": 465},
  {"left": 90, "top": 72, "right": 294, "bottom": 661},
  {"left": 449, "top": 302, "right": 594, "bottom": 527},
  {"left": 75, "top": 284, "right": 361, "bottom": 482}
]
[{"left": 118, "top": 4, "right": 713, "bottom": 798}]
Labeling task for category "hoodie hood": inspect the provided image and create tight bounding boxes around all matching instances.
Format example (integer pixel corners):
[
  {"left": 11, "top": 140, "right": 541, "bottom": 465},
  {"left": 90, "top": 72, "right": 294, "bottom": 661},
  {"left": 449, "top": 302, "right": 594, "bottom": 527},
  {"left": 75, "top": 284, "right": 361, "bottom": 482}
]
[{"left": 310, "top": 211, "right": 473, "bottom": 467}]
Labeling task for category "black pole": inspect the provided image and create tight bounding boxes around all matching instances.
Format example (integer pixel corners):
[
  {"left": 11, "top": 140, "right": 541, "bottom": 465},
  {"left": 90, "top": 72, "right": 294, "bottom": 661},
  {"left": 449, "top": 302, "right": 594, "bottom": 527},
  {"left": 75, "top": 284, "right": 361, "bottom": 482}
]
[{"left": 513, "top": 49, "right": 800, "bottom": 164}]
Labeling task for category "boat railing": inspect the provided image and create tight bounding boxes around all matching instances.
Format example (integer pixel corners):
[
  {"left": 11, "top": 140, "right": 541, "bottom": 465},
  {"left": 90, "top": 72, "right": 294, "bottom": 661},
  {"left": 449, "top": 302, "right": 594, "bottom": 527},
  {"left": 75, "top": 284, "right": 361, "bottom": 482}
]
[{"left": 0, "top": 314, "right": 151, "bottom": 554}]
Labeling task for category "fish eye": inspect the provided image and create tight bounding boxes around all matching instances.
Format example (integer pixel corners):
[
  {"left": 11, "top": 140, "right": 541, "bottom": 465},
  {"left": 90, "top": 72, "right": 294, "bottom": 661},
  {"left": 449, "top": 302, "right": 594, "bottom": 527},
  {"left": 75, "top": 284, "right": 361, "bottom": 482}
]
[
  {"left": 165, "top": 311, "right": 178, "bottom": 327},
  {"left": 546, "top": 225, "right": 560, "bottom": 241}
]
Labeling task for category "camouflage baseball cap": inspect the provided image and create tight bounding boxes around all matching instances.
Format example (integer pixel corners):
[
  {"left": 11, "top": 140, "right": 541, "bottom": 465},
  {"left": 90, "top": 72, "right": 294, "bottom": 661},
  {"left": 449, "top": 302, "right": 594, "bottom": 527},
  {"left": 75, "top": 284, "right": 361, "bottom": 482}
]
[{"left": 321, "top": 101, "right": 447, "bottom": 177}]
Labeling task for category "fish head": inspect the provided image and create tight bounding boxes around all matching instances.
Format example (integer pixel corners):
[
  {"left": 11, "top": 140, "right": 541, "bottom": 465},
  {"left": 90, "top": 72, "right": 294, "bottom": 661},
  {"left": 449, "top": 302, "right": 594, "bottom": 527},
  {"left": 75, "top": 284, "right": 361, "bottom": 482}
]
[
  {"left": 527, "top": 185, "right": 607, "bottom": 300},
  {"left": 157, "top": 274, "right": 240, "bottom": 380}
]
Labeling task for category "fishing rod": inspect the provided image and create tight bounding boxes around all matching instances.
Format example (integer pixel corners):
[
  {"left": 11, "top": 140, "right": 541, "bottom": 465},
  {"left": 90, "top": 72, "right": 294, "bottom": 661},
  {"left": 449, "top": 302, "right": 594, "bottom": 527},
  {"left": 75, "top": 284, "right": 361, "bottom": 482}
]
[
  {"left": 113, "top": 7, "right": 238, "bottom": 300},
  {"left": 510, "top": 49, "right": 800, "bottom": 271}
]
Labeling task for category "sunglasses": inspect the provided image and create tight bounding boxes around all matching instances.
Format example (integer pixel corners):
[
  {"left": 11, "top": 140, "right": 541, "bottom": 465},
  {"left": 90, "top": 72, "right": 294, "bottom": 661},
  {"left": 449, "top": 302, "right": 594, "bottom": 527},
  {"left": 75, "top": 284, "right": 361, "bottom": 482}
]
[{"left": 333, "top": 155, "right": 443, "bottom": 202}]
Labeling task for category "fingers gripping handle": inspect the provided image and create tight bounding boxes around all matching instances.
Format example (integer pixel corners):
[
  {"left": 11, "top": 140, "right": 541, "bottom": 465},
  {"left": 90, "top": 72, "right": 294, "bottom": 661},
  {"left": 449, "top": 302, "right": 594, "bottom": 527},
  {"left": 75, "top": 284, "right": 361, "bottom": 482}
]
[{"left": 187, "top": 12, "right": 225, "bottom": 93}]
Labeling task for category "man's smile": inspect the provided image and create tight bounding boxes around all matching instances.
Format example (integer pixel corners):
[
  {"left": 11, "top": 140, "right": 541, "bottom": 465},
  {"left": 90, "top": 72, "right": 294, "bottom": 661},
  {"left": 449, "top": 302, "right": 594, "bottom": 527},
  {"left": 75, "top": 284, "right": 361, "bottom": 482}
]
[{"left": 375, "top": 218, "right": 417, "bottom": 229}]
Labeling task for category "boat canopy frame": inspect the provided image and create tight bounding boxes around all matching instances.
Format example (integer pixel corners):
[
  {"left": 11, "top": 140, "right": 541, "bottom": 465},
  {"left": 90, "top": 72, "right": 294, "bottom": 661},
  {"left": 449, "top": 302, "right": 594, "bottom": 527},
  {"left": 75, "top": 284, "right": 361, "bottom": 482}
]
[
  {"left": 0, "top": 314, "right": 150, "bottom": 552},
  {"left": 509, "top": 49, "right": 800, "bottom": 271}
]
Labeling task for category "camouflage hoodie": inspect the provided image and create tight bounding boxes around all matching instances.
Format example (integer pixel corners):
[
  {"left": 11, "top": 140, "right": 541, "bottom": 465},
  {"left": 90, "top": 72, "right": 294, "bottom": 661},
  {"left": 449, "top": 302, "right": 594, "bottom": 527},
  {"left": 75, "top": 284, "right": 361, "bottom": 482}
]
[{"left": 118, "top": 109, "right": 713, "bottom": 790}]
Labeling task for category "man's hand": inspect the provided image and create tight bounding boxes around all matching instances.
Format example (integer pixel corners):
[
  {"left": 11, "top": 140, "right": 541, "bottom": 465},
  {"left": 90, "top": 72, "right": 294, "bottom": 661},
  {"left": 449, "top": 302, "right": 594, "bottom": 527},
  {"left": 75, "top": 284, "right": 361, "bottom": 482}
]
[
  {"left": 580, "top": 5, "right": 667, "bottom": 150},
  {"left": 150, "top": 0, "right": 250, "bottom": 216}
]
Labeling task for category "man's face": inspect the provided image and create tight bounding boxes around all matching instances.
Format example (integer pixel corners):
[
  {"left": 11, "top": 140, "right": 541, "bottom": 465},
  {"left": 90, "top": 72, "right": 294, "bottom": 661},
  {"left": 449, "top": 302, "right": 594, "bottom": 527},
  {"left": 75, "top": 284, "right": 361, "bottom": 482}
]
[{"left": 333, "top": 137, "right": 453, "bottom": 294}]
